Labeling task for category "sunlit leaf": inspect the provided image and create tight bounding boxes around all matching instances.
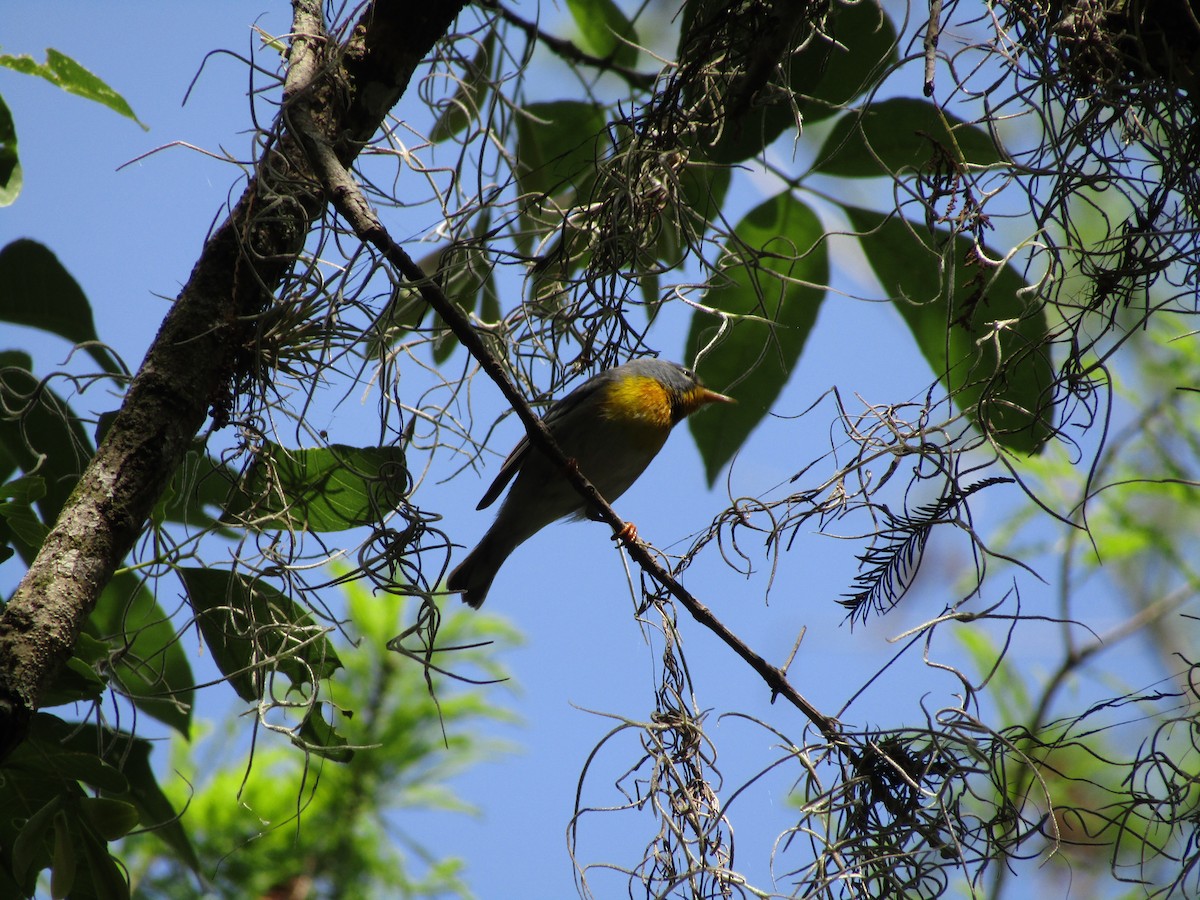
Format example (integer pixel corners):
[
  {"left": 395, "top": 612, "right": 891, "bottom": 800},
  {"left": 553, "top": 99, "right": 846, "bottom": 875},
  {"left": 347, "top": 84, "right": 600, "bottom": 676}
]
[
  {"left": 0, "top": 94, "right": 21, "bottom": 206},
  {"left": 567, "top": 0, "right": 639, "bottom": 68},
  {"left": 687, "top": 192, "right": 827, "bottom": 482},
  {"left": 0, "top": 240, "right": 122, "bottom": 376},
  {"left": 815, "top": 97, "right": 1002, "bottom": 178},
  {"left": 0, "top": 352, "right": 95, "bottom": 524},
  {"left": 90, "top": 573, "right": 194, "bottom": 735},
  {"left": 222, "top": 442, "right": 409, "bottom": 533},
  {"left": 180, "top": 567, "right": 342, "bottom": 704},
  {"left": 845, "top": 206, "right": 1054, "bottom": 453},
  {"left": 688, "top": 0, "right": 896, "bottom": 162},
  {"left": 0, "top": 49, "right": 145, "bottom": 128},
  {"left": 430, "top": 29, "right": 495, "bottom": 142}
]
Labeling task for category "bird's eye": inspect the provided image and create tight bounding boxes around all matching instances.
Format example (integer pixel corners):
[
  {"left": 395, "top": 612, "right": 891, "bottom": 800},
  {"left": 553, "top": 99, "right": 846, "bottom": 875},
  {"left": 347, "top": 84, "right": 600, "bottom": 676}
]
[{"left": 681, "top": 366, "right": 696, "bottom": 381}]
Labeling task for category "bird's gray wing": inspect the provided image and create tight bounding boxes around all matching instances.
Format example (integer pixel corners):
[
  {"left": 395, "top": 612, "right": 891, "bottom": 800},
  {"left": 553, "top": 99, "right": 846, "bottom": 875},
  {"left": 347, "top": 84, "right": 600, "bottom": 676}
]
[
  {"left": 476, "top": 436, "right": 530, "bottom": 510},
  {"left": 474, "top": 372, "right": 609, "bottom": 510}
]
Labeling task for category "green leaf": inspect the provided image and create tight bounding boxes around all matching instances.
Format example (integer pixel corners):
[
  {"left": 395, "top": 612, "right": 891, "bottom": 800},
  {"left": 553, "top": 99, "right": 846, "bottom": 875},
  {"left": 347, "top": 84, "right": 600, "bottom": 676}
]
[
  {"left": 0, "top": 50, "right": 145, "bottom": 128},
  {"left": 0, "top": 474, "right": 49, "bottom": 555},
  {"left": 116, "top": 735, "right": 201, "bottom": 872},
  {"left": 814, "top": 97, "right": 1002, "bottom": 178},
  {"left": 75, "top": 813, "right": 130, "bottom": 900},
  {"left": 0, "top": 93, "right": 21, "bottom": 206},
  {"left": 430, "top": 29, "right": 496, "bottom": 143},
  {"left": 690, "top": 0, "right": 897, "bottom": 163},
  {"left": 12, "top": 796, "right": 61, "bottom": 885},
  {"left": 792, "top": 0, "right": 897, "bottom": 124},
  {"left": 293, "top": 701, "right": 354, "bottom": 763},
  {"left": 679, "top": 161, "right": 730, "bottom": 230},
  {"left": 80, "top": 798, "right": 140, "bottom": 842},
  {"left": 0, "top": 239, "right": 123, "bottom": 376},
  {"left": 50, "top": 810, "right": 76, "bottom": 900},
  {"left": 153, "top": 445, "right": 236, "bottom": 532},
  {"left": 179, "top": 567, "right": 342, "bottom": 703},
  {"left": 844, "top": 206, "right": 1054, "bottom": 453},
  {"left": 655, "top": 160, "right": 731, "bottom": 271},
  {"left": 567, "top": 0, "right": 639, "bottom": 68},
  {"left": 514, "top": 100, "right": 607, "bottom": 235},
  {"left": 90, "top": 573, "right": 194, "bottom": 735},
  {"left": 222, "top": 442, "right": 409, "bottom": 533},
  {"left": 687, "top": 193, "right": 828, "bottom": 482},
  {"left": 2, "top": 717, "right": 187, "bottom": 896},
  {"left": 39, "top": 651, "right": 107, "bottom": 708},
  {"left": 8, "top": 744, "right": 129, "bottom": 795},
  {"left": 0, "top": 352, "right": 95, "bottom": 525}
]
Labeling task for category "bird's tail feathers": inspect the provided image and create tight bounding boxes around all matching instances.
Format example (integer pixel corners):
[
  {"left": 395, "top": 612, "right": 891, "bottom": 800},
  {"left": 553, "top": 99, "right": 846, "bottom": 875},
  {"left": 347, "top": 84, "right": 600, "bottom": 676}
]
[{"left": 446, "top": 533, "right": 509, "bottom": 608}]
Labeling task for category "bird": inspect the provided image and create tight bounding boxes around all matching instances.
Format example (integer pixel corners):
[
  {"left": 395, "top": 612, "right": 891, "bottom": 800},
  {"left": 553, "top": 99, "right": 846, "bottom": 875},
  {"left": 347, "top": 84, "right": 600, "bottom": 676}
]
[{"left": 446, "top": 358, "right": 734, "bottom": 607}]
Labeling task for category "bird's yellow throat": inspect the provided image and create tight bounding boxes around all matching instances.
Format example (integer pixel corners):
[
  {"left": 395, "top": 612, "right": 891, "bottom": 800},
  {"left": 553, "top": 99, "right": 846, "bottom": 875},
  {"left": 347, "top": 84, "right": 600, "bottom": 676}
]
[{"left": 601, "top": 375, "right": 676, "bottom": 428}]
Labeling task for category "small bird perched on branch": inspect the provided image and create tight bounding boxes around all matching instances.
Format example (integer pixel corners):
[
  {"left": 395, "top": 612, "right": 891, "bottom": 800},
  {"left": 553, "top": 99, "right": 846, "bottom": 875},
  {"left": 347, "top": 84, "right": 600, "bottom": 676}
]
[{"left": 447, "top": 358, "right": 734, "bottom": 607}]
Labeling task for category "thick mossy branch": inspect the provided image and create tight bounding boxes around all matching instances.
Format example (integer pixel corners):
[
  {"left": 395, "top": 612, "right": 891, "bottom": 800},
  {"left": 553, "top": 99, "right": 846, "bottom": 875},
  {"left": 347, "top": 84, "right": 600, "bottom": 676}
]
[{"left": 0, "top": 0, "right": 469, "bottom": 760}]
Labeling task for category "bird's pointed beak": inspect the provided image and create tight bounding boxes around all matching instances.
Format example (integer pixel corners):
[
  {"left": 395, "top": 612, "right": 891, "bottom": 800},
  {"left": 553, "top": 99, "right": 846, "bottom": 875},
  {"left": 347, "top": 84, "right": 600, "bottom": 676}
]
[{"left": 698, "top": 387, "right": 736, "bottom": 406}]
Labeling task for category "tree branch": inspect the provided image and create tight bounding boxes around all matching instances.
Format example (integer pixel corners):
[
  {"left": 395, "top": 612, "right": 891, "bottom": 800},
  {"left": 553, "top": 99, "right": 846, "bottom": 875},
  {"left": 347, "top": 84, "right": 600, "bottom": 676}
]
[
  {"left": 0, "top": 0, "right": 469, "bottom": 759},
  {"left": 283, "top": 35, "right": 843, "bottom": 745}
]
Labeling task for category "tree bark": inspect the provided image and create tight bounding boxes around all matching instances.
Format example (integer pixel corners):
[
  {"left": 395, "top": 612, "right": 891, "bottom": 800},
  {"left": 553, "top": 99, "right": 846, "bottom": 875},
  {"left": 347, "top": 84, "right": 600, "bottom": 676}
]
[{"left": 0, "top": 0, "right": 469, "bottom": 759}]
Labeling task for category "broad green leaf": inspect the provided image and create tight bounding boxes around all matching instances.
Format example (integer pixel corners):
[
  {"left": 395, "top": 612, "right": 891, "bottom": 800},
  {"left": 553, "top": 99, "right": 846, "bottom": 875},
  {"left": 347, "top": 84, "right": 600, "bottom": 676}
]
[
  {"left": 75, "top": 814, "right": 130, "bottom": 900},
  {"left": 116, "top": 735, "right": 201, "bottom": 872},
  {"left": 12, "top": 796, "right": 61, "bottom": 886},
  {"left": 679, "top": 161, "right": 730, "bottom": 231},
  {"left": 0, "top": 474, "right": 49, "bottom": 555},
  {"left": 51, "top": 718, "right": 200, "bottom": 872},
  {"left": 0, "top": 93, "right": 21, "bottom": 206},
  {"left": 567, "top": 0, "right": 639, "bottom": 68},
  {"left": 687, "top": 192, "right": 827, "bottom": 482},
  {"left": 0, "top": 50, "right": 145, "bottom": 128},
  {"left": 0, "top": 239, "right": 123, "bottom": 376},
  {"left": 0, "top": 352, "right": 95, "bottom": 523},
  {"left": 815, "top": 97, "right": 1002, "bottom": 178},
  {"left": 179, "top": 567, "right": 342, "bottom": 703},
  {"left": 845, "top": 206, "right": 1053, "bottom": 453},
  {"left": 514, "top": 100, "right": 607, "bottom": 237},
  {"left": 39, "top": 650, "right": 107, "bottom": 708},
  {"left": 153, "top": 445, "right": 236, "bottom": 532},
  {"left": 80, "top": 798, "right": 140, "bottom": 842},
  {"left": 2, "top": 717, "right": 180, "bottom": 897},
  {"left": 795, "top": 0, "right": 897, "bottom": 124},
  {"left": 222, "top": 442, "right": 409, "bottom": 533},
  {"left": 430, "top": 29, "right": 496, "bottom": 143},
  {"left": 658, "top": 160, "right": 732, "bottom": 270},
  {"left": 90, "top": 573, "right": 194, "bottom": 735},
  {"left": 50, "top": 811, "right": 76, "bottom": 900},
  {"left": 688, "top": 0, "right": 897, "bottom": 163},
  {"left": 10, "top": 745, "right": 129, "bottom": 795}
]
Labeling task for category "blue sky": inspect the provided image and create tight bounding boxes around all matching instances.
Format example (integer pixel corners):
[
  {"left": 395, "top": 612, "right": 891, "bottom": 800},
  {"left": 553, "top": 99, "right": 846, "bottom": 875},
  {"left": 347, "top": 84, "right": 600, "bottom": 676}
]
[{"left": 2, "top": 4, "right": 1174, "bottom": 897}]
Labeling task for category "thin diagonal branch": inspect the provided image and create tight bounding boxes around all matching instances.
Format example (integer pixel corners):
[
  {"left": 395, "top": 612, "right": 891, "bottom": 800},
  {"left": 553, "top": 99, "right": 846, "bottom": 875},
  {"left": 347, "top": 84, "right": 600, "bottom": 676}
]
[{"left": 284, "top": 45, "right": 843, "bottom": 746}]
